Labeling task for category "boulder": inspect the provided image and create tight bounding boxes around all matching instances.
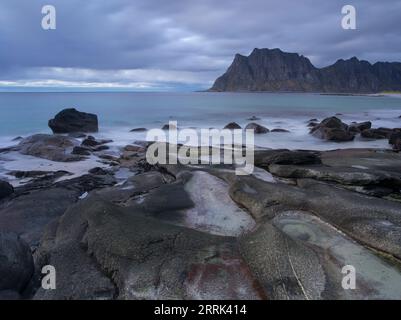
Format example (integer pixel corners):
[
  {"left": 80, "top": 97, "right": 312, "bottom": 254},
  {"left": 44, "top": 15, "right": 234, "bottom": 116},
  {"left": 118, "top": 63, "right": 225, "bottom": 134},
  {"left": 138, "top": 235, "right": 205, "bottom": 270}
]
[
  {"left": 247, "top": 116, "right": 261, "bottom": 121},
  {"left": 0, "top": 232, "right": 34, "bottom": 293},
  {"left": 245, "top": 123, "right": 269, "bottom": 134},
  {"left": 17, "top": 134, "right": 82, "bottom": 162},
  {"left": 271, "top": 128, "right": 290, "bottom": 133},
  {"left": 0, "top": 181, "right": 14, "bottom": 200},
  {"left": 311, "top": 117, "right": 355, "bottom": 142},
  {"left": 349, "top": 121, "right": 372, "bottom": 133},
  {"left": 224, "top": 122, "right": 241, "bottom": 130},
  {"left": 389, "top": 131, "right": 401, "bottom": 151},
  {"left": 255, "top": 150, "right": 321, "bottom": 167},
  {"left": 361, "top": 128, "right": 393, "bottom": 139},
  {"left": 48, "top": 108, "right": 98, "bottom": 133},
  {"left": 161, "top": 123, "right": 177, "bottom": 130},
  {"left": 71, "top": 146, "right": 91, "bottom": 156},
  {"left": 130, "top": 128, "right": 147, "bottom": 132}
]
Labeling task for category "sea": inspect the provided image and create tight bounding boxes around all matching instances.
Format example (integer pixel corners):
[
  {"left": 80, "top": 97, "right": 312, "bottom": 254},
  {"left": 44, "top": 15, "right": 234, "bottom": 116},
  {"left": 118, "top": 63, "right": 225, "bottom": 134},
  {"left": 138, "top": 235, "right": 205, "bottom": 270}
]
[{"left": 0, "top": 92, "right": 400, "bottom": 184}]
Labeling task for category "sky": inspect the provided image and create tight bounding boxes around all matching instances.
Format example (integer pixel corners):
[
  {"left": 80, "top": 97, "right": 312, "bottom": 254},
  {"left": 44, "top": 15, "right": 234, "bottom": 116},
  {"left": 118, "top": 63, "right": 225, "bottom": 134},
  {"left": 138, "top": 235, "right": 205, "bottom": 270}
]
[{"left": 0, "top": 0, "right": 400, "bottom": 91}]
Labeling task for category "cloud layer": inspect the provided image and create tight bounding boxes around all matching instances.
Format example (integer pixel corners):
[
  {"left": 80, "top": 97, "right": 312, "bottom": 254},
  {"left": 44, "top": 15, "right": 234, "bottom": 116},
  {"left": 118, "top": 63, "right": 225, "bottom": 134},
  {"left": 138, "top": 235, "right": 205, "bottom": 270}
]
[{"left": 1, "top": 0, "right": 400, "bottom": 90}]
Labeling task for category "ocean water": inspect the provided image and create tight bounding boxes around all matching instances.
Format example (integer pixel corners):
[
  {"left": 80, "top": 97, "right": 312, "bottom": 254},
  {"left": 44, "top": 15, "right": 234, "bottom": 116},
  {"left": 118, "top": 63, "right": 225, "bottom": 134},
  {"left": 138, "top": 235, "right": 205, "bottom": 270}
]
[{"left": 0, "top": 92, "right": 401, "bottom": 151}]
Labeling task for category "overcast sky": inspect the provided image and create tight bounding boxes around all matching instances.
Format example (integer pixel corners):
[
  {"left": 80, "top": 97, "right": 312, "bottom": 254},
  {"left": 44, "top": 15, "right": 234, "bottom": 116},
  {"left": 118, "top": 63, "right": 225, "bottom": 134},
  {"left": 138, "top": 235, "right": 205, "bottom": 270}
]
[{"left": 0, "top": 0, "right": 400, "bottom": 91}]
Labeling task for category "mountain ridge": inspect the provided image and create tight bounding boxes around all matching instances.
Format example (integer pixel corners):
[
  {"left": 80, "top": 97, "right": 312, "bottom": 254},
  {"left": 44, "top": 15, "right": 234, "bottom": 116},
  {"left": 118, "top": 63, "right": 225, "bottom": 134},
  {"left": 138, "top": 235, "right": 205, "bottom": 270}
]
[{"left": 209, "top": 48, "right": 401, "bottom": 93}]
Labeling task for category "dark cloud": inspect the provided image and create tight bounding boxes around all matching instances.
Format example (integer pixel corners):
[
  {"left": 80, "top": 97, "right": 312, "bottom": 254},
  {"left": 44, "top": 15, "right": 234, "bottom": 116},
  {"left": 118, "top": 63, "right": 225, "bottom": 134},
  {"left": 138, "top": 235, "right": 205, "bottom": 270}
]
[{"left": 0, "top": 0, "right": 400, "bottom": 90}]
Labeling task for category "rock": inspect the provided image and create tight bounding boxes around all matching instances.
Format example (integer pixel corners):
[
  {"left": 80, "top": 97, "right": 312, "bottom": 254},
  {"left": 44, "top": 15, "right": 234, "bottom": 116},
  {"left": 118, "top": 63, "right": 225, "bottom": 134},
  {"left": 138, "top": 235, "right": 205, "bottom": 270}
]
[
  {"left": 48, "top": 108, "right": 98, "bottom": 134},
  {"left": 271, "top": 128, "right": 290, "bottom": 133},
  {"left": 34, "top": 195, "right": 265, "bottom": 300},
  {"left": 0, "top": 174, "right": 116, "bottom": 247},
  {"left": 349, "top": 121, "right": 372, "bottom": 133},
  {"left": 88, "top": 167, "right": 108, "bottom": 175},
  {"left": 268, "top": 164, "right": 401, "bottom": 188},
  {"left": 361, "top": 128, "right": 393, "bottom": 139},
  {"left": 11, "top": 136, "right": 23, "bottom": 141},
  {"left": 0, "top": 232, "right": 34, "bottom": 293},
  {"left": 68, "top": 132, "right": 86, "bottom": 139},
  {"left": 389, "top": 131, "right": 401, "bottom": 151},
  {"left": 81, "top": 138, "right": 101, "bottom": 147},
  {"left": 245, "top": 123, "right": 269, "bottom": 134},
  {"left": 311, "top": 117, "right": 355, "bottom": 142},
  {"left": 0, "top": 181, "right": 14, "bottom": 200},
  {"left": 92, "top": 145, "right": 109, "bottom": 152},
  {"left": 130, "top": 128, "right": 147, "bottom": 132},
  {"left": 255, "top": 150, "right": 321, "bottom": 167},
  {"left": 124, "top": 145, "right": 146, "bottom": 152},
  {"left": 307, "top": 122, "right": 318, "bottom": 128},
  {"left": 162, "top": 123, "right": 177, "bottom": 130},
  {"left": 224, "top": 122, "right": 241, "bottom": 130},
  {"left": 71, "top": 146, "right": 91, "bottom": 156},
  {"left": 17, "top": 134, "right": 82, "bottom": 162},
  {"left": 247, "top": 116, "right": 261, "bottom": 121},
  {"left": 308, "top": 118, "right": 318, "bottom": 122}
]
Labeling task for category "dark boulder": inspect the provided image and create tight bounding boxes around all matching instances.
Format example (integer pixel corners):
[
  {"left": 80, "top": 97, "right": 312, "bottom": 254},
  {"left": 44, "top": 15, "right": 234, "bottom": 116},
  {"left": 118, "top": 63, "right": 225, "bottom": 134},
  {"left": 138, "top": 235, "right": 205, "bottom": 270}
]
[
  {"left": 349, "top": 121, "right": 372, "bottom": 133},
  {"left": 48, "top": 108, "right": 98, "bottom": 134},
  {"left": 72, "top": 146, "right": 91, "bottom": 156},
  {"left": 0, "top": 181, "right": 14, "bottom": 200},
  {"left": 0, "top": 232, "right": 34, "bottom": 293},
  {"left": 311, "top": 116, "right": 355, "bottom": 142},
  {"left": 130, "top": 128, "right": 147, "bottom": 132},
  {"left": 271, "top": 128, "right": 290, "bottom": 133},
  {"left": 161, "top": 123, "right": 177, "bottom": 130},
  {"left": 247, "top": 116, "right": 261, "bottom": 121},
  {"left": 389, "top": 131, "right": 401, "bottom": 151},
  {"left": 361, "top": 128, "right": 393, "bottom": 139},
  {"left": 224, "top": 122, "right": 241, "bottom": 130},
  {"left": 245, "top": 123, "right": 269, "bottom": 134},
  {"left": 255, "top": 150, "right": 321, "bottom": 167}
]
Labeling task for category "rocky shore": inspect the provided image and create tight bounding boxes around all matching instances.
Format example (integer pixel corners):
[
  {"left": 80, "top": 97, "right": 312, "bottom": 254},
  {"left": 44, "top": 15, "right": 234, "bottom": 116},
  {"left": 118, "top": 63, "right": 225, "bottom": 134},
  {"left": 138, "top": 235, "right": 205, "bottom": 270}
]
[{"left": 1, "top": 108, "right": 401, "bottom": 300}]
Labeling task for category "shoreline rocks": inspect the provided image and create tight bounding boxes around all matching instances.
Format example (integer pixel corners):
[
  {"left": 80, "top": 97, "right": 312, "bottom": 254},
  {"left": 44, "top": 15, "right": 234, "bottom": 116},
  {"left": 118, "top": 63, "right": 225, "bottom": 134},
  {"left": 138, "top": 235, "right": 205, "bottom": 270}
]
[
  {"left": 245, "top": 123, "right": 269, "bottom": 134},
  {"left": 0, "top": 181, "right": 14, "bottom": 200}
]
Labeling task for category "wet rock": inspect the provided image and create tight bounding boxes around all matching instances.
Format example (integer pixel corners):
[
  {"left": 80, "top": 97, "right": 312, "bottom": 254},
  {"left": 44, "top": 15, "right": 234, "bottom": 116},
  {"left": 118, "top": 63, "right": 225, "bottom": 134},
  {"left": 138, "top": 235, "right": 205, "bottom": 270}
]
[
  {"left": 12, "top": 136, "right": 23, "bottom": 142},
  {"left": 92, "top": 145, "right": 109, "bottom": 152},
  {"left": 240, "top": 218, "right": 326, "bottom": 300},
  {"left": 0, "top": 180, "right": 14, "bottom": 200},
  {"left": 307, "top": 122, "right": 318, "bottom": 128},
  {"left": 224, "top": 122, "right": 241, "bottom": 130},
  {"left": 0, "top": 232, "right": 34, "bottom": 293},
  {"left": 255, "top": 150, "right": 321, "bottom": 167},
  {"left": 245, "top": 123, "right": 269, "bottom": 134},
  {"left": 268, "top": 164, "right": 401, "bottom": 188},
  {"left": 48, "top": 108, "right": 98, "bottom": 134},
  {"left": 88, "top": 167, "right": 108, "bottom": 175},
  {"left": 130, "top": 128, "right": 147, "bottom": 132},
  {"left": 71, "top": 146, "right": 91, "bottom": 156},
  {"left": 389, "top": 131, "right": 401, "bottom": 151},
  {"left": 34, "top": 195, "right": 265, "bottom": 300},
  {"left": 308, "top": 118, "right": 318, "bottom": 122},
  {"left": 311, "top": 116, "right": 355, "bottom": 142},
  {"left": 349, "top": 121, "right": 372, "bottom": 133},
  {"left": 17, "top": 134, "right": 82, "bottom": 162},
  {"left": 162, "top": 123, "right": 177, "bottom": 130},
  {"left": 361, "top": 128, "right": 393, "bottom": 139},
  {"left": 271, "top": 128, "right": 290, "bottom": 133},
  {"left": 229, "top": 175, "right": 401, "bottom": 259},
  {"left": 124, "top": 145, "right": 146, "bottom": 153},
  {"left": 247, "top": 116, "right": 261, "bottom": 121},
  {"left": 68, "top": 132, "right": 86, "bottom": 139}
]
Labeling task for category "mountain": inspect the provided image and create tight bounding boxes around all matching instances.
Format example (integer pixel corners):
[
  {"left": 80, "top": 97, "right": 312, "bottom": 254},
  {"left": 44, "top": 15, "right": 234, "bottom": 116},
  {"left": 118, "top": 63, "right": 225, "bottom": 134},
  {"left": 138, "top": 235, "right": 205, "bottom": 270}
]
[{"left": 209, "top": 48, "right": 401, "bottom": 93}]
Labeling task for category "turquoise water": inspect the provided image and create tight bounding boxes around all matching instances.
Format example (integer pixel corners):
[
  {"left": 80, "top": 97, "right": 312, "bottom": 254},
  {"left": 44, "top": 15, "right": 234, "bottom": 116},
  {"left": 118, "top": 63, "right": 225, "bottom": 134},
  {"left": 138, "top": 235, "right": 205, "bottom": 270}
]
[{"left": 0, "top": 92, "right": 400, "bottom": 149}]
